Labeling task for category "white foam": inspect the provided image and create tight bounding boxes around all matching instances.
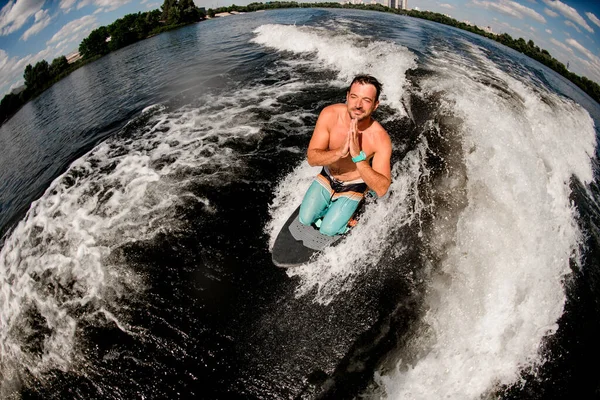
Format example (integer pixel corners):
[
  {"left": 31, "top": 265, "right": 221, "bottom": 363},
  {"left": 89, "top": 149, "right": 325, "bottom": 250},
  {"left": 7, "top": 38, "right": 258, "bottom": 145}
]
[
  {"left": 0, "top": 82, "right": 306, "bottom": 384},
  {"left": 378, "top": 41, "right": 596, "bottom": 398},
  {"left": 280, "top": 146, "right": 427, "bottom": 305},
  {"left": 256, "top": 22, "right": 421, "bottom": 303},
  {"left": 252, "top": 23, "right": 417, "bottom": 114}
]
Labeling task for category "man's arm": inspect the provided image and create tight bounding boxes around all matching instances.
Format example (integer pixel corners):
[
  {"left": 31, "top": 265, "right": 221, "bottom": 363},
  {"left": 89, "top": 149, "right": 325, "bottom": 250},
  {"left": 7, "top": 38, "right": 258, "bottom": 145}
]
[
  {"left": 355, "top": 143, "right": 392, "bottom": 197},
  {"left": 306, "top": 106, "right": 349, "bottom": 167},
  {"left": 350, "top": 122, "right": 392, "bottom": 197}
]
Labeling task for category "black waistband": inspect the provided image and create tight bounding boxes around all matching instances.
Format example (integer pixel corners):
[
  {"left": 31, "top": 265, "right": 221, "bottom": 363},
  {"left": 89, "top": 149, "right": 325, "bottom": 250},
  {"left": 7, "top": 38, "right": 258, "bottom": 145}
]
[{"left": 320, "top": 168, "right": 368, "bottom": 194}]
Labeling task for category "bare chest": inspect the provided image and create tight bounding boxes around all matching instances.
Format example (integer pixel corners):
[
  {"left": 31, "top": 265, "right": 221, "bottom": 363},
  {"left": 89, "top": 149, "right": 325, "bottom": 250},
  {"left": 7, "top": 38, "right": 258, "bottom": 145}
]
[
  {"left": 329, "top": 123, "right": 376, "bottom": 156},
  {"left": 327, "top": 123, "right": 377, "bottom": 180}
]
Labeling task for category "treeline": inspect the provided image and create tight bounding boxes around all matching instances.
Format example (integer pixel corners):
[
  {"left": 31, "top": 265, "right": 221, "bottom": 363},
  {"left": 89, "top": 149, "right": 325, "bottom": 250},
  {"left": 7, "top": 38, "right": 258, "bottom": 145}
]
[
  {"left": 207, "top": 2, "right": 600, "bottom": 104},
  {"left": 2, "top": 1, "right": 599, "bottom": 126},
  {"left": 0, "top": 55, "right": 81, "bottom": 123},
  {"left": 405, "top": 8, "right": 600, "bottom": 103},
  {"left": 79, "top": 0, "right": 203, "bottom": 59},
  {"left": 0, "top": 0, "right": 205, "bottom": 125}
]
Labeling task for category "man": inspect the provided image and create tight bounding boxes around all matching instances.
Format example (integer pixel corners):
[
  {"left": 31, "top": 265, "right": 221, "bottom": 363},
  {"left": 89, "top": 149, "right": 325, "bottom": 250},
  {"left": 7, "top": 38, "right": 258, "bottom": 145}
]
[{"left": 298, "top": 74, "right": 392, "bottom": 236}]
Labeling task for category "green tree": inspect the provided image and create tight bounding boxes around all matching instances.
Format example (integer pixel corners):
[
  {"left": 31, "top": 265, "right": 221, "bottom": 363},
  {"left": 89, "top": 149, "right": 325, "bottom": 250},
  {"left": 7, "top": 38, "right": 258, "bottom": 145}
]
[
  {"left": 50, "top": 56, "right": 69, "bottom": 77},
  {"left": 108, "top": 13, "right": 139, "bottom": 50},
  {"left": 146, "top": 9, "right": 161, "bottom": 26},
  {"left": 180, "top": 0, "right": 200, "bottom": 23},
  {"left": 23, "top": 64, "right": 34, "bottom": 89},
  {"left": 161, "top": 0, "right": 178, "bottom": 23},
  {"left": 23, "top": 60, "right": 51, "bottom": 93},
  {"left": 79, "top": 26, "right": 110, "bottom": 58},
  {"left": 133, "top": 12, "right": 151, "bottom": 39}
]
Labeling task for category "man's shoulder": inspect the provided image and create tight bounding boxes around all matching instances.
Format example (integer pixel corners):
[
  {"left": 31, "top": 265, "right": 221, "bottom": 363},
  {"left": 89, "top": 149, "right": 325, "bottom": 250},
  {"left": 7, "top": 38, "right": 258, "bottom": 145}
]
[
  {"left": 320, "top": 103, "right": 346, "bottom": 116},
  {"left": 368, "top": 120, "right": 390, "bottom": 138},
  {"left": 367, "top": 121, "right": 392, "bottom": 151}
]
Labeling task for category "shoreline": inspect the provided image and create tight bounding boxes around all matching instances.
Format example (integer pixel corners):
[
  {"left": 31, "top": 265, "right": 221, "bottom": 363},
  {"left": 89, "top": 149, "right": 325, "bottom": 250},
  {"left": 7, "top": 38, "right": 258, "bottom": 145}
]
[{"left": 2, "top": 3, "right": 599, "bottom": 127}]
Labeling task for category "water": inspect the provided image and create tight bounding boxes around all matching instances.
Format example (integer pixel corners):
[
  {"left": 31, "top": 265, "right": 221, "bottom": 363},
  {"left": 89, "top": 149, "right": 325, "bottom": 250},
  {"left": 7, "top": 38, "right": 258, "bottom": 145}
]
[{"left": 1, "top": 8, "right": 599, "bottom": 399}]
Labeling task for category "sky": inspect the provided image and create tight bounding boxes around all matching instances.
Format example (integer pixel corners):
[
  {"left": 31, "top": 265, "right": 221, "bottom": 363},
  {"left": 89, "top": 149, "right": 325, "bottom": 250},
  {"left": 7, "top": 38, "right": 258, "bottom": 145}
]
[{"left": 0, "top": 0, "right": 599, "bottom": 98}]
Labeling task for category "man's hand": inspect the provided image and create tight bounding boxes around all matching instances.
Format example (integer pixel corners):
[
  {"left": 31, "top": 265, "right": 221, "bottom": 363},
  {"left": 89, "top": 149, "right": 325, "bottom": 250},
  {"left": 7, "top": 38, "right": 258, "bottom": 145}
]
[
  {"left": 337, "top": 129, "right": 350, "bottom": 158},
  {"left": 349, "top": 118, "right": 362, "bottom": 157}
]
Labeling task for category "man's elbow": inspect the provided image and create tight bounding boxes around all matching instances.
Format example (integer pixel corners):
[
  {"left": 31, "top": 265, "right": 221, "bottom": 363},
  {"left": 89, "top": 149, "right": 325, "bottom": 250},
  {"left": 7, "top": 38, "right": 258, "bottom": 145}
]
[
  {"left": 374, "top": 188, "right": 388, "bottom": 198},
  {"left": 374, "top": 180, "right": 391, "bottom": 198},
  {"left": 306, "top": 151, "right": 318, "bottom": 167}
]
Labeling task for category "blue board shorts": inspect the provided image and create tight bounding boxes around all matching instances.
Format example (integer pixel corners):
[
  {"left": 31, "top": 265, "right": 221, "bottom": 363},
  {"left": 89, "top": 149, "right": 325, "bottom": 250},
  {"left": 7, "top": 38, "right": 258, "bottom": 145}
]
[{"left": 299, "top": 167, "right": 368, "bottom": 236}]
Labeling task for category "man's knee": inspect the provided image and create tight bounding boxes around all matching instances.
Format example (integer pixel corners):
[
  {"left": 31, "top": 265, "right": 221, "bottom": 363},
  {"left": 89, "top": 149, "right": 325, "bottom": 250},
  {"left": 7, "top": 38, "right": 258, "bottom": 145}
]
[
  {"left": 319, "top": 218, "right": 346, "bottom": 236},
  {"left": 298, "top": 208, "right": 315, "bottom": 226}
]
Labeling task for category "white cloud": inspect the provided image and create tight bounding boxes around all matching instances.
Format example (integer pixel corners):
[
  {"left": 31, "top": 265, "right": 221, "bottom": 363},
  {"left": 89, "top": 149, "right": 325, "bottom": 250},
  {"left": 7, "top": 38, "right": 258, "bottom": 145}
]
[
  {"left": 471, "top": 0, "right": 546, "bottom": 24},
  {"left": 545, "top": 28, "right": 552, "bottom": 34},
  {"left": 544, "top": 8, "right": 558, "bottom": 18},
  {"left": 47, "top": 14, "right": 96, "bottom": 46},
  {"left": 565, "top": 20, "right": 582, "bottom": 34},
  {"left": 472, "top": 0, "right": 520, "bottom": 18},
  {"left": 542, "top": 0, "right": 594, "bottom": 33},
  {"left": 0, "top": 46, "right": 55, "bottom": 97},
  {"left": 59, "top": 0, "right": 78, "bottom": 12},
  {"left": 566, "top": 38, "right": 599, "bottom": 62},
  {"left": 566, "top": 38, "right": 600, "bottom": 82},
  {"left": 95, "top": 0, "right": 132, "bottom": 13},
  {"left": 0, "top": 0, "right": 45, "bottom": 36},
  {"left": 21, "top": 8, "right": 52, "bottom": 41},
  {"left": 440, "top": 3, "right": 455, "bottom": 10},
  {"left": 586, "top": 12, "right": 600, "bottom": 29},
  {"left": 75, "top": 0, "right": 94, "bottom": 10},
  {"left": 509, "top": 0, "right": 546, "bottom": 23},
  {"left": 496, "top": 20, "right": 526, "bottom": 35},
  {"left": 550, "top": 38, "right": 572, "bottom": 53},
  {"left": 546, "top": 38, "right": 600, "bottom": 84},
  {"left": 60, "top": 0, "right": 130, "bottom": 13}
]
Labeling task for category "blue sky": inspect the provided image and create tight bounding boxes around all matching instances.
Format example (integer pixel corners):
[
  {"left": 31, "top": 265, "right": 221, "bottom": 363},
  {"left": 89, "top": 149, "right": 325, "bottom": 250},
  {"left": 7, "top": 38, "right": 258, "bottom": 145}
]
[{"left": 1, "top": 0, "right": 599, "bottom": 97}]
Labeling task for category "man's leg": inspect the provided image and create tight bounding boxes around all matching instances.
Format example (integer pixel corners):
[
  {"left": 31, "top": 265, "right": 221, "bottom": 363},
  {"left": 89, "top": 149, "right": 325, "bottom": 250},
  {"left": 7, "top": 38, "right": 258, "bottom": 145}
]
[
  {"left": 299, "top": 179, "right": 332, "bottom": 226},
  {"left": 318, "top": 196, "right": 362, "bottom": 236}
]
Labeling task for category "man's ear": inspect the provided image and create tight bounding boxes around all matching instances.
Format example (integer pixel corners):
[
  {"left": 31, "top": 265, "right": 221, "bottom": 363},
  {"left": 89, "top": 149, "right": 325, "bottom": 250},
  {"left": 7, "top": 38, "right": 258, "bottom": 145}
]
[
  {"left": 373, "top": 100, "right": 380, "bottom": 111},
  {"left": 346, "top": 91, "right": 350, "bottom": 103}
]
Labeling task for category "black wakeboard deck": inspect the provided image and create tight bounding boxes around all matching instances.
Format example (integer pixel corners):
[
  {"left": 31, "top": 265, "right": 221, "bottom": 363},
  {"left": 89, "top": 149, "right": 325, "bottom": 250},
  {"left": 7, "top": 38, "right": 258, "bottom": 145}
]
[{"left": 272, "top": 206, "right": 345, "bottom": 268}]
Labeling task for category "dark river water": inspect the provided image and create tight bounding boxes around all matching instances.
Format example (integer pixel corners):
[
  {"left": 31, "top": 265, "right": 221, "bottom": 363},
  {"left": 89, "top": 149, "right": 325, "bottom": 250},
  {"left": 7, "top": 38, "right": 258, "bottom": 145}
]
[{"left": 1, "top": 8, "right": 600, "bottom": 399}]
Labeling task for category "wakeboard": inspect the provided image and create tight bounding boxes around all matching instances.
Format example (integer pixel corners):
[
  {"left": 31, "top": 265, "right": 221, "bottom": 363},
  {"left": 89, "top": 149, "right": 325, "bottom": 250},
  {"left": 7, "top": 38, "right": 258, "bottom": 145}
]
[{"left": 271, "top": 205, "right": 348, "bottom": 268}]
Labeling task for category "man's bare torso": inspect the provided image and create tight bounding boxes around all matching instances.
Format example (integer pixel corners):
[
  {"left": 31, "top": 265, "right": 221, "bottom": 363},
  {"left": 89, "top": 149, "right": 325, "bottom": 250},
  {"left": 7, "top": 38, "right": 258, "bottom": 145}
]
[{"left": 325, "top": 104, "right": 383, "bottom": 181}]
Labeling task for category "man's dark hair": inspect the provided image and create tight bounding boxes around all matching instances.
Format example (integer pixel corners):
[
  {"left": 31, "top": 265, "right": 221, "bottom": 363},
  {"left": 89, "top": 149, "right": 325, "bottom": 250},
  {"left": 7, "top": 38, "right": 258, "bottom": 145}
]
[{"left": 348, "top": 74, "right": 383, "bottom": 101}]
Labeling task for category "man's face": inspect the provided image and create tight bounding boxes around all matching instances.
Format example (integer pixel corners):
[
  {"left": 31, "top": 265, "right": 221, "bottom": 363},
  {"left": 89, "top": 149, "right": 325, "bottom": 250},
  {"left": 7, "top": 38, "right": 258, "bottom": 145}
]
[{"left": 346, "top": 82, "right": 379, "bottom": 121}]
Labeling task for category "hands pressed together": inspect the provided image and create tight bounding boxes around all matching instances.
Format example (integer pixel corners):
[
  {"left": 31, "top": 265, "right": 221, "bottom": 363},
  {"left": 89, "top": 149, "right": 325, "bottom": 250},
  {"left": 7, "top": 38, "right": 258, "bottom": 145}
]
[{"left": 338, "top": 118, "right": 362, "bottom": 159}]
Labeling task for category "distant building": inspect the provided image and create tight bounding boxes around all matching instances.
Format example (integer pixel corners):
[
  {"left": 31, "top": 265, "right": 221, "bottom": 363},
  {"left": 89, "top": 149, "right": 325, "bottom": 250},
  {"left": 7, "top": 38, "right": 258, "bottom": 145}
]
[
  {"left": 401, "top": 0, "right": 407, "bottom": 9},
  {"left": 66, "top": 52, "right": 82, "bottom": 64},
  {"left": 10, "top": 85, "right": 26, "bottom": 95},
  {"left": 483, "top": 26, "right": 493, "bottom": 33}
]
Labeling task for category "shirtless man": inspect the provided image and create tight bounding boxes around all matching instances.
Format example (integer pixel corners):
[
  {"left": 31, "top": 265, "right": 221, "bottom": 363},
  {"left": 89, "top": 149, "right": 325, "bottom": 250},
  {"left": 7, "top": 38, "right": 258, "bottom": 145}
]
[{"left": 298, "top": 75, "right": 392, "bottom": 236}]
